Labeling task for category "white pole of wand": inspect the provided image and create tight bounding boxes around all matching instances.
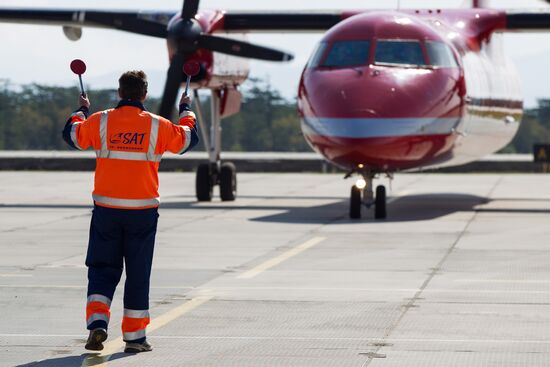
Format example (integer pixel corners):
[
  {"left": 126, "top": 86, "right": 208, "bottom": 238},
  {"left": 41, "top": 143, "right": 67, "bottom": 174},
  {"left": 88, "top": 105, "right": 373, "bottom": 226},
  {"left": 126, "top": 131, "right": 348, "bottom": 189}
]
[{"left": 184, "top": 75, "right": 191, "bottom": 97}]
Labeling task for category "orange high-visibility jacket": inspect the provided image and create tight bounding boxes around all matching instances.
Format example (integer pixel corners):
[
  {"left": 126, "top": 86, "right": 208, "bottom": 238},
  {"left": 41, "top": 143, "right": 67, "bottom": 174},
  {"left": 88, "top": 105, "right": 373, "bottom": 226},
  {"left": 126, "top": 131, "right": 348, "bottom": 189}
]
[{"left": 62, "top": 100, "right": 198, "bottom": 209}]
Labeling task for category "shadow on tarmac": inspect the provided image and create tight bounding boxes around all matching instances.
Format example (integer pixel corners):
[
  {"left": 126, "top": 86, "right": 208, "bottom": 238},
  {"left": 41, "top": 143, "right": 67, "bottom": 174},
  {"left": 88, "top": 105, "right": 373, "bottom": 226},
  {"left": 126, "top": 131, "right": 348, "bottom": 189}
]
[
  {"left": 249, "top": 193, "right": 491, "bottom": 223},
  {"left": 15, "top": 352, "right": 133, "bottom": 367},
  {"left": 161, "top": 193, "right": 550, "bottom": 222}
]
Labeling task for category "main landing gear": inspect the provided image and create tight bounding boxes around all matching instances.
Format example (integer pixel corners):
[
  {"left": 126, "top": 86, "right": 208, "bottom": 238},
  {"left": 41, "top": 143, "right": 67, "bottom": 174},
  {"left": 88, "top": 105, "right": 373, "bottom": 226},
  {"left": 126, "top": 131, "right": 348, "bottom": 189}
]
[
  {"left": 193, "top": 89, "right": 237, "bottom": 202},
  {"left": 196, "top": 162, "right": 236, "bottom": 201},
  {"left": 348, "top": 171, "right": 388, "bottom": 220}
]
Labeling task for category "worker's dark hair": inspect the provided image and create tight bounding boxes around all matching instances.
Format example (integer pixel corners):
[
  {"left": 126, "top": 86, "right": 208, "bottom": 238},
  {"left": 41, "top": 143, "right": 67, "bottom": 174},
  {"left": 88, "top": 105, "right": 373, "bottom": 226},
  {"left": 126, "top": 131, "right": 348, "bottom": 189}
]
[{"left": 118, "top": 70, "right": 148, "bottom": 100}]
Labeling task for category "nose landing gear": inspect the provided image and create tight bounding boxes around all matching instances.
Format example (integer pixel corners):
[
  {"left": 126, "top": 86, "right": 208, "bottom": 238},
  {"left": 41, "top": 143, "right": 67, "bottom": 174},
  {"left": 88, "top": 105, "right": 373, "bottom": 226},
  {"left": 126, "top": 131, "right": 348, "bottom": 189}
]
[
  {"left": 374, "top": 185, "right": 387, "bottom": 219},
  {"left": 348, "top": 171, "right": 387, "bottom": 220}
]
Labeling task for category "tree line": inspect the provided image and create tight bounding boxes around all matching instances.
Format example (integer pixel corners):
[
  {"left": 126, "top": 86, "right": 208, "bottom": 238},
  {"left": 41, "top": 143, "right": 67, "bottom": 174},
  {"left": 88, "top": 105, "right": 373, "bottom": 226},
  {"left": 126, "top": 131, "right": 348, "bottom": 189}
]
[
  {"left": 0, "top": 78, "right": 549, "bottom": 153},
  {"left": 0, "top": 79, "right": 309, "bottom": 152}
]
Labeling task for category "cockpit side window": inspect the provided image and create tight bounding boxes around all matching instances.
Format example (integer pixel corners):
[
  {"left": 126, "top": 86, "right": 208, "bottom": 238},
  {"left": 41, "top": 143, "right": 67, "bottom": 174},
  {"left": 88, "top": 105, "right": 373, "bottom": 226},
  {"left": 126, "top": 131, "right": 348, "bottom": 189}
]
[
  {"left": 374, "top": 40, "right": 426, "bottom": 67},
  {"left": 426, "top": 41, "right": 458, "bottom": 68},
  {"left": 321, "top": 40, "right": 370, "bottom": 68},
  {"left": 307, "top": 42, "right": 328, "bottom": 69}
]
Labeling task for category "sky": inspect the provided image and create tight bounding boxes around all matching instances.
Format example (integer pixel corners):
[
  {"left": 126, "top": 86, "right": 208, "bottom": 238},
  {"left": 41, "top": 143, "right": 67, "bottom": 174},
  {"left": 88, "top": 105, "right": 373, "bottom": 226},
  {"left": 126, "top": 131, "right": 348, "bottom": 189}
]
[{"left": 0, "top": 0, "right": 549, "bottom": 107}]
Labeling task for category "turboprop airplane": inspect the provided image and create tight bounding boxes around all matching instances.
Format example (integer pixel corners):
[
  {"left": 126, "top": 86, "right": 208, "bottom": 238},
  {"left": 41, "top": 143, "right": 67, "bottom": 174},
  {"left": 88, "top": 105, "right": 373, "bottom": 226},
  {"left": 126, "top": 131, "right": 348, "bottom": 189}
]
[{"left": 0, "top": 0, "right": 549, "bottom": 219}]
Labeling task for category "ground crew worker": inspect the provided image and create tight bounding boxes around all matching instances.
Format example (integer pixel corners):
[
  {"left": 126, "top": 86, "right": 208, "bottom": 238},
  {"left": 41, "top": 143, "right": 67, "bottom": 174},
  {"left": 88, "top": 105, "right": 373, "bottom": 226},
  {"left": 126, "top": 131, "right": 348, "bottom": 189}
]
[{"left": 61, "top": 70, "right": 198, "bottom": 353}]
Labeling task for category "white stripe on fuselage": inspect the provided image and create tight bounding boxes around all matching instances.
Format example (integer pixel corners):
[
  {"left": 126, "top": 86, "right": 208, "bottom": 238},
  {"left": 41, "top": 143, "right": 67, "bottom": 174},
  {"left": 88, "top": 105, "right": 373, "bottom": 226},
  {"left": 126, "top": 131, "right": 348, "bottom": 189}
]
[{"left": 301, "top": 116, "right": 461, "bottom": 139}]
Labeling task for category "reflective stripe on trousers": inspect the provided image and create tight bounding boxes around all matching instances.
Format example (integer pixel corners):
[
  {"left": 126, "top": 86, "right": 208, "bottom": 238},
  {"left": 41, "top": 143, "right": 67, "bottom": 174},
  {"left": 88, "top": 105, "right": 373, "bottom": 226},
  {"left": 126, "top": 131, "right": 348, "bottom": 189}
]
[
  {"left": 122, "top": 308, "right": 150, "bottom": 341},
  {"left": 96, "top": 110, "right": 161, "bottom": 162},
  {"left": 86, "top": 294, "right": 112, "bottom": 327}
]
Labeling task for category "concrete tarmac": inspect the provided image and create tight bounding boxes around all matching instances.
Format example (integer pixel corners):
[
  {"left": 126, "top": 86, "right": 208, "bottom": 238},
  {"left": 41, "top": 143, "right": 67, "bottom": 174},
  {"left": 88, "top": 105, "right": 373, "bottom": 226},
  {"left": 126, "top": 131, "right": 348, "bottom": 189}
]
[{"left": 1, "top": 171, "right": 550, "bottom": 366}]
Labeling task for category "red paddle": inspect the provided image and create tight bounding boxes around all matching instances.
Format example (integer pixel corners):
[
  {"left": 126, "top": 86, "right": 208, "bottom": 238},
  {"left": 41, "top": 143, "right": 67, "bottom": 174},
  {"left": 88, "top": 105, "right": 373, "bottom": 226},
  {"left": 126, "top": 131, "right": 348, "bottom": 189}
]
[
  {"left": 183, "top": 61, "right": 200, "bottom": 97},
  {"left": 70, "top": 59, "right": 87, "bottom": 97}
]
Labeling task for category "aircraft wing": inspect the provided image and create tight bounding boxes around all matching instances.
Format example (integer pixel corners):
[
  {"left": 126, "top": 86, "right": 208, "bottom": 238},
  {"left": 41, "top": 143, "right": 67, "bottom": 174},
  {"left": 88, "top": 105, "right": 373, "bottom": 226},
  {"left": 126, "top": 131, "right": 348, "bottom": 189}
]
[
  {"left": 506, "top": 10, "right": 550, "bottom": 31},
  {"left": 0, "top": 8, "right": 173, "bottom": 38},
  {"left": 0, "top": 8, "right": 347, "bottom": 35},
  {"left": 220, "top": 11, "right": 345, "bottom": 32},
  {"left": 5, "top": 8, "right": 550, "bottom": 35}
]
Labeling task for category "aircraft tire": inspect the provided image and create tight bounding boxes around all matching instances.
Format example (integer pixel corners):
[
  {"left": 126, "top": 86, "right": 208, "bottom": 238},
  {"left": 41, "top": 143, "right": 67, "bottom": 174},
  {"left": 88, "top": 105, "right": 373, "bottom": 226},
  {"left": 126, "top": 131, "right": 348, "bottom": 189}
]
[
  {"left": 350, "top": 186, "right": 361, "bottom": 219},
  {"left": 220, "top": 162, "right": 237, "bottom": 201},
  {"left": 375, "top": 185, "right": 386, "bottom": 219},
  {"left": 196, "top": 163, "right": 213, "bottom": 202}
]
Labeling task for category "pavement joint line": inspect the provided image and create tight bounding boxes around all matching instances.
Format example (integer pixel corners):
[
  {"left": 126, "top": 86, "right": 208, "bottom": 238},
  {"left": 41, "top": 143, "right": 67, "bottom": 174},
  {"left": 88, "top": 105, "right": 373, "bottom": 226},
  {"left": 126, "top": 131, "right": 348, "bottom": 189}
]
[
  {"left": 236, "top": 237, "right": 326, "bottom": 279},
  {"left": 0, "top": 285, "right": 86, "bottom": 288},
  {"left": 0, "top": 274, "right": 32, "bottom": 277},
  {"left": 6, "top": 284, "right": 550, "bottom": 294},
  {"left": 456, "top": 279, "right": 550, "bottom": 283},
  {"left": 1, "top": 212, "right": 91, "bottom": 233},
  {"left": 4, "top": 334, "right": 550, "bottom": 344},
  {"left": 79, "top": 294, "right": 213, "bottom": 367},
  {"left": 361, "top": 177, "right": 503, "bottom": 367},
  {"left": 130, "top": 336, "right": 550, "bottom": 344}
]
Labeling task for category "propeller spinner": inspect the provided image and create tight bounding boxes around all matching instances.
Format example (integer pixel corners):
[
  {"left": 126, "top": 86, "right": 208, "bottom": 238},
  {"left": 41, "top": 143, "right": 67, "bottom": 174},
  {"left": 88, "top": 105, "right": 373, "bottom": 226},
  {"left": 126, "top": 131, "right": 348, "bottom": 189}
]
[{"left": 158, "top": 0, "right": 294, "bottom": 119}]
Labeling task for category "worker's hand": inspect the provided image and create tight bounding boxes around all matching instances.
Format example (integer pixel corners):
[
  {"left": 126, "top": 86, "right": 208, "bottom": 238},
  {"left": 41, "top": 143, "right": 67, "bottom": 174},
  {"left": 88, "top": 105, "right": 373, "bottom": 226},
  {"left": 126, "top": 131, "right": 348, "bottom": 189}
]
[
  {"left": 79, "top": 94, "right": 90, "bottom": 109},
  {"left": 179, "top": 94, "right": 192, "bottom": 106}
]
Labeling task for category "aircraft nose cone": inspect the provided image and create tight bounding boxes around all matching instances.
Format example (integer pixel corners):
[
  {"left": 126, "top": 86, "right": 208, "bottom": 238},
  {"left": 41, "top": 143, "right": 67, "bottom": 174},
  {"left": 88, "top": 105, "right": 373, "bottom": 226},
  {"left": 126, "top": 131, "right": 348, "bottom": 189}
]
[
  {"left": 301, "top": 66, "right": 461, "bottom": 119},
  {"left": 299, "top": 66, "right": 464, "bottom": 170}
]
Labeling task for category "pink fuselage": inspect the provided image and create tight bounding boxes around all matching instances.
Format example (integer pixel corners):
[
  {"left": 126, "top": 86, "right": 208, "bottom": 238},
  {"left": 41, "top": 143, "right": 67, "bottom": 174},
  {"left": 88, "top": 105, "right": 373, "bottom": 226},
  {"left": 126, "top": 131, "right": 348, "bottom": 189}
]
[{"left": 298, "top": 9, "right": 523, "bottom": 172}]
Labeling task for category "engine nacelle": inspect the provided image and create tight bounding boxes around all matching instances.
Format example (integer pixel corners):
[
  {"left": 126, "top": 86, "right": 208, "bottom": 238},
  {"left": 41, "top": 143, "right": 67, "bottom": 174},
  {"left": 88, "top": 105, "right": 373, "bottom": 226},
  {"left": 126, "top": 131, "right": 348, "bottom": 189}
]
[
  {"left": 166, "top": 10, "right": 250, "bottom": 90},
  {"left": 166, "top": 39, "right": 249, "bottom": 90}
]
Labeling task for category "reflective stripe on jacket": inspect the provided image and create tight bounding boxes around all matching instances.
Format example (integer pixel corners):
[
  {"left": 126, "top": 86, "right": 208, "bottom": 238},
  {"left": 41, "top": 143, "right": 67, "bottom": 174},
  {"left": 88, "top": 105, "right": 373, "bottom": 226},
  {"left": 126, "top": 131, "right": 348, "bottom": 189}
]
[{"left": 62, "top": 100, "right": 198, "bottom": 209}]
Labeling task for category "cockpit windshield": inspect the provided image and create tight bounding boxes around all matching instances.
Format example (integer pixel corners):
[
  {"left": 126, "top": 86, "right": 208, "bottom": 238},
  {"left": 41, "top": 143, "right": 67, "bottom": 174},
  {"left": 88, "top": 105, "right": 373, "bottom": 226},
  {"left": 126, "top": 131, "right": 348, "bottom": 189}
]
[
  {"left": 307, "top": 42, "right": 328, "bottom": 69},
  {"left": 308, "top": 38, "right": 458, "bottom": 70},
  {"left": 374, "top": 40, "right": 426, "bottom": 67},
  {"left": 321, "top": 40, "right": 370, "bottom": 68},
  {"left": 426, "top": 41, "right": 458, "bottom": 68}
]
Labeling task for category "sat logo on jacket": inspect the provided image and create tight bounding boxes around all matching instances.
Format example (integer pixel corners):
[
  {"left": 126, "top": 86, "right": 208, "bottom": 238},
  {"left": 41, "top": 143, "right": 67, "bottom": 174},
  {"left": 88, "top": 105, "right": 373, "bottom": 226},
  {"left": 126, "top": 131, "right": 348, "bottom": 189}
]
[{"left": 109, "top": 132, "right": 146, "bottom": 145}]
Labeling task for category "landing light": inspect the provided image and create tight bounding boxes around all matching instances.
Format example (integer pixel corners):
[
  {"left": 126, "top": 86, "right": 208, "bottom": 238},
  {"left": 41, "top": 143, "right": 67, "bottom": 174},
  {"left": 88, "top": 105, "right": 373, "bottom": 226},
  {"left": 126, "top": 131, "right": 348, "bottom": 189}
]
[{"left": 355, "top": 178, "right": 367, "bottom": 189}]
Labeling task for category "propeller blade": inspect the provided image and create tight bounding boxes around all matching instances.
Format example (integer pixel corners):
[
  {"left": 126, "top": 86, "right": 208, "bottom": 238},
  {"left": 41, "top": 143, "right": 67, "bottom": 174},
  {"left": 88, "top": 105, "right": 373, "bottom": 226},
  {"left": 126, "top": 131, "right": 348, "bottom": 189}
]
[
  {"left": 159, "top": 52, "right": 185, "bottom": 119},
  {"left": 198, "top": 34, "right": 294, "bottom": 62},
  {"left": 181, "top": 0, "right": 200, "bottom": 20}
]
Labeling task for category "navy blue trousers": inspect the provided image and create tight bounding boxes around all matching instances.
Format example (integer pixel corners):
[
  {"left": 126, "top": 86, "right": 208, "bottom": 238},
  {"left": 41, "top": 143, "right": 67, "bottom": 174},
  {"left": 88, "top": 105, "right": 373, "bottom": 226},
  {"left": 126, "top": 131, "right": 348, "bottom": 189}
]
[{"left": 86, "top": 204, "right": 158, "bottom": 334}]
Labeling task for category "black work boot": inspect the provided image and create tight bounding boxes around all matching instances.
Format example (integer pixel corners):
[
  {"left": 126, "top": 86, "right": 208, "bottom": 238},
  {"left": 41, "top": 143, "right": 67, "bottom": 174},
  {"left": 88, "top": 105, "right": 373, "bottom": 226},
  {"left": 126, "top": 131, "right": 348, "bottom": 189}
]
[
  {"left": 85, "top": 328, "right": 108, "bottom": 351},
  {"left": 124, "top": 340, "right": 153, "bottom": 353}
]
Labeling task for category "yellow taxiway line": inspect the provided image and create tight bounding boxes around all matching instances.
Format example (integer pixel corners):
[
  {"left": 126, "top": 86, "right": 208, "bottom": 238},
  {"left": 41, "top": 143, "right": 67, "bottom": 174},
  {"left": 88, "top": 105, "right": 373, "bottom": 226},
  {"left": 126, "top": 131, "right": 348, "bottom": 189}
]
[
  {"left": 79, "top": 235, "right": 326, "bottom": 365},
  {"left": 81, "top": 295, "right": 212, "bottom": 367},
  {"left": 237, "top": 236, "right": 326, "bottom": 279}
]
